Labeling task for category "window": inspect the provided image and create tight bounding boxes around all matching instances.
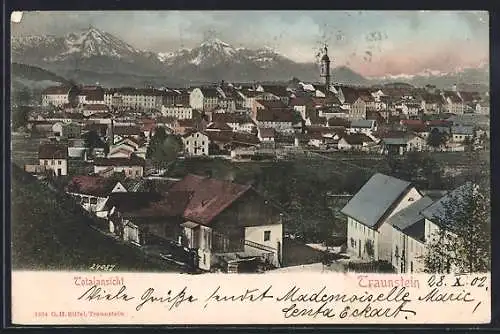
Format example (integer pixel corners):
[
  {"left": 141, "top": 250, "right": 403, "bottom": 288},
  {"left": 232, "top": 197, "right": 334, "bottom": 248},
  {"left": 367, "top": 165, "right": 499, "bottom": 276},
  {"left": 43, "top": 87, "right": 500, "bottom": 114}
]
[
  {"left": 90, "top": 198, "right": 98, "bottom": 205},
  {"left": 58, "top": 160, "right": 62, "bottom": 165},
  {"left": 51, "top": 160, "right": 54, "bottom": 165},
  {"left": 44, "top": 160, "right": 48, "bottom": 166},
  {"left": 264, "top": 230, "right": 271, "bottom": 241}
]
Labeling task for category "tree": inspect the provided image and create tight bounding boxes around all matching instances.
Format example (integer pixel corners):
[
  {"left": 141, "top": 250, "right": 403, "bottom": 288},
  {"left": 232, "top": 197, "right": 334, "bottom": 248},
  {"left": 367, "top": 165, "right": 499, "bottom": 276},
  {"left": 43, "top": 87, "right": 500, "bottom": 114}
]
[
  {"left": 427, "top": 128, "right": 448, "bottom": 149},
  {"left": 365, "top": 239, "right": 375, "bottom": 259},
  {"left": 82, "top": 130, "right": 107, "bottom": 156},
  {"left": 424, "top": 184, "right": 490, "bottom": 273},
  {"left": 150, "top": 135, "right": 182, "bottom": 170},
  {"left": 12, "top": 106, "right": 30, "bottom": 130}
]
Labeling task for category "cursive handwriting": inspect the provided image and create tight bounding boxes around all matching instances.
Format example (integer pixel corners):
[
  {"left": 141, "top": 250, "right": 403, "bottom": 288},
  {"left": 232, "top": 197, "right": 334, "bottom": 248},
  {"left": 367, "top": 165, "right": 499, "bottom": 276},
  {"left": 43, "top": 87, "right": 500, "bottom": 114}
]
[
  {"left": 78, "top": 285, "right": 134, "bottom": 302},
  {"left": 204, "top": 285, "right": 274, "bottom": 309},
  {"left": 136, "top": 287, "right": 197, "bottom": 311},
  {"left": 418, "top": 287, "right": 475, "bottom": 303}
]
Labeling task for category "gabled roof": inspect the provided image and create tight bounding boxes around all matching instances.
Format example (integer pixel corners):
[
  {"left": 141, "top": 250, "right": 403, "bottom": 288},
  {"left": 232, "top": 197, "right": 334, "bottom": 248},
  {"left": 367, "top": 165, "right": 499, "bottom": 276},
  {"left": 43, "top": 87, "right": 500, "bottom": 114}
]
[
  {"left": 168, "top": 174, "right": 252, "bottom": 225},
  {"left": 211, "top": 113, "right": 254, "bottom": 125},
  {"left": 113, "top": 126, "right": 142, "bottom": 136},
  {"left": 421, "top": 182, "right": 477, "bottom": 228},
  {"left": 350, "top": 119, "right": 376, "bottom": 128},
  {"left": 451, "top": 125, "right": 474, "bottom": 136},
  {"left": 38, "top": 143, "right": 68, "bottom": 159},
  {"left": 261, "top": 85, "right": 289, "bottom": 97},
  {"left": 341, "top": 133, "right": 372, "bottom": 145},
  {"left": 65, "top": 176, "right": 125, "bottom": 197},
  {"left": 42, "top": 86, "right": 72, "bottom": 95},
  {"left": 386, "top": 196, "right": 434, "bottom": 242},
  {"left": 255, "top": 99, "right": 287, "bottom": 110},
  {"left": 341, "top": 173, "right": 413, "bottom": 228}
]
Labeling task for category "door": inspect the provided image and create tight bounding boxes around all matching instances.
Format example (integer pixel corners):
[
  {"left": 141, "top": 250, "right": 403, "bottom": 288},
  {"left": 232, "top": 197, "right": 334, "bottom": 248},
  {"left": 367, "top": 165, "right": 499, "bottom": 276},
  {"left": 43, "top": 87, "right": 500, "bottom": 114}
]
[
  {"left": 358, "top": 239, "right": 361, "bottom": 257},
  {"left": 277, "top": 241, "right": 282, "bottom": 267},
  {"left": 57, "top": 168, "right": 62, "bottom": 176}
]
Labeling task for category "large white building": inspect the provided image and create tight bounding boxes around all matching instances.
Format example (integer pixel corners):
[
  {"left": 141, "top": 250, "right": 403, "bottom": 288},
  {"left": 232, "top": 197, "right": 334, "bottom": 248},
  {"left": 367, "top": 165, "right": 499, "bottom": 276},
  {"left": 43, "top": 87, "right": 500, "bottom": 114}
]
[
  {"left": 41, "top": 86, "right": 78, "bottom": 107},
  {"left": 161, "top": 105, "right": 194, "bottom": 120},
  {"left": 104, "top": 88, "right": 163, "bottom": 109}
]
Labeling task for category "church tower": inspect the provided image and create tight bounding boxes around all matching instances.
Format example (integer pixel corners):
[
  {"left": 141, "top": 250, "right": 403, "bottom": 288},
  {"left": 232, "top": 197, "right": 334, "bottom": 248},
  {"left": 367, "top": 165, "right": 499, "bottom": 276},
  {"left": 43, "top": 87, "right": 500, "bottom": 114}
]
[{"left": 320, "top": 44, "right": 331, "bottom": 95}]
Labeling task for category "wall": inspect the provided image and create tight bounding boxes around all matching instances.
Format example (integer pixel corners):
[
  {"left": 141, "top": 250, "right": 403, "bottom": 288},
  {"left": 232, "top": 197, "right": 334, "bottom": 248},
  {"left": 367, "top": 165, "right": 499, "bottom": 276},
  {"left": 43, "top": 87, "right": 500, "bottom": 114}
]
[
  {"left": 183, "top": 132, "right": 209, "bottom": 156},
  {"left": 39, "top": 158, "right": 68, "bottom": 176},
  {"left": 346, "top": 217, "right": 379, "bottom": 261},
  {"left": 93, "top": 165, "right": 143, "bottom": 178},
  {"left": 244, "top": 223, "right": 283, "bottom": 266}
]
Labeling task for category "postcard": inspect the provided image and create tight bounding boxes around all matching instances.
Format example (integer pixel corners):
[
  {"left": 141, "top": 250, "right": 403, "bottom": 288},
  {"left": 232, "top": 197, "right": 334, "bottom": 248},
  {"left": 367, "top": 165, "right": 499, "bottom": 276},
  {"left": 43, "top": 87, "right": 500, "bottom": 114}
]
[{"left": 10, "top": 10, "right": 490, "bottom": 325}]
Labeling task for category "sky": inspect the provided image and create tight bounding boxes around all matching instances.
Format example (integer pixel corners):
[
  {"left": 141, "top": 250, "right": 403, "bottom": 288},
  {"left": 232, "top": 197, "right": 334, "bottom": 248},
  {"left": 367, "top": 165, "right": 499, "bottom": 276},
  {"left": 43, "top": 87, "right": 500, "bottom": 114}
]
[{"left": 11, "top": 11, "right": 489, "bottom": 77}]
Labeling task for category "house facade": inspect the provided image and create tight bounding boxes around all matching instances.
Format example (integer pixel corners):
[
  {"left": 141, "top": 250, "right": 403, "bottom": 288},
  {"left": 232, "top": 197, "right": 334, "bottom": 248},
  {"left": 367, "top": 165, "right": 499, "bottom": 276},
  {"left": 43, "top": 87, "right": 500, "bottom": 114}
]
[
  {"left": 38, "top": 143, "right": 69, "bottom": 176},
  {"left": 93, "top": 156, "right": 145, "bottom": 178},
  {"left": 182, "top": 131, "right": 209, "bottom": 156}
]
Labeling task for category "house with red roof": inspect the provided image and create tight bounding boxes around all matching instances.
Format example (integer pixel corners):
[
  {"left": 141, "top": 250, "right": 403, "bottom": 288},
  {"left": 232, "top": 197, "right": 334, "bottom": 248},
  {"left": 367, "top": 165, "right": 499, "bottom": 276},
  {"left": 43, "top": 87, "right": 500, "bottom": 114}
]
[
  {"left": 65, "top": 176, "right": 127, "bottom": 217},
  {"left": 101, "top": 174, "right": 285, "bottom": 272}
]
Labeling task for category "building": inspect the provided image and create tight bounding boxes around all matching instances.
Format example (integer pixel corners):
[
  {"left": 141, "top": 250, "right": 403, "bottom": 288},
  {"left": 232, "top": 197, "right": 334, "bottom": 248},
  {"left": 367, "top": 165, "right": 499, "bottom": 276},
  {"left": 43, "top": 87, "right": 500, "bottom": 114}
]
[
  {"left": 380, "top": 133, "right": 427, "bottom": 155},
  {"left": 319, "top": 45, "right": 331, "bottom": 94},
  {"left": 93, "top": 156, "right": 145, "bottom": 178},
  {"left": 254, "top": 109, "right": 294, "bottom": 134},
  {"left": 181, "top": 131, "right": 209, "bottom": 156},
  {"left": 161, "top": 105, "right": 194, "bottom": 120},
  {"left": 38, "top": 143, "right": 68, "bottom": 176},
  {"left": 348, "top": 119, "right": 377, "bottom": 136},
  {"left": 451, "top": 126, "right": 474, "bottom": 143},
  {"left": 65, "top": 176, "right": 127, "bottom": 217},
  {"left": 78, "top": 86, "right": 105, "bottom": 105},
  {"left": 211, "top": 113, "right": 256, "bottom": 133},
  {"left": 189, "top": 87, "right": 220, "bottom": 111},
  {"left": 52, "top": 122, "right": 81, "bottom": 140},
  {"left": 341, "top": 173, "right": 424, "bottom": 262},
  {"left": 337, "top": 133, "right": 374, "bottom": 151},
  {"left": 41, "top": 86, "right": 79, "bottom": 107},
  {"left": 104, "top": 88, "right": 163, "bottom": 110},
  {"left": 442, "top": 91, "right": 464, "bottom": 114},
  {"left": 82, "top": 104, "right": 110, "bottom": 117},
  {"left": 386, "top": 196, "right": 434, "bottom": 273}
]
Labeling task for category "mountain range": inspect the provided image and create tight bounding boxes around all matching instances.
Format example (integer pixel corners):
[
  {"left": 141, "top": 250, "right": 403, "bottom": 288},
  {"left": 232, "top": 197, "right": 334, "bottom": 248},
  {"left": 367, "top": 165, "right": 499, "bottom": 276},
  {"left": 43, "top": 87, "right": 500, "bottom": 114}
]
[{"left": 11, "top": 26, "right": 489, "bottom": 91}]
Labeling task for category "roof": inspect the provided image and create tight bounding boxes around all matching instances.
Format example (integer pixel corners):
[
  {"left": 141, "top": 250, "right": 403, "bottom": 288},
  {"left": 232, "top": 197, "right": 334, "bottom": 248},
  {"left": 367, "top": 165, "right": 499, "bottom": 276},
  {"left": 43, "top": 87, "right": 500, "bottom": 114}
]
[
  {"left": 341, "top": 173, "right": 413, "bottom": 228},
  {"left": 258, "top": 127, "right": 276, "bottom": 138},
  {"left": 79, "top": 86, "right": 105, "bottom": 101},
  {"left": 207, "top": 121, "right": 233, "bottom": 131},
  {"left": 104, "top": 192, "right": 163, "bottom": 212},
  {"left": 205, "top": 131, "right": 260, "bottom": 145},
  {"left": 341, "top": 133, "right": 372, "bottom": 145},
  {"left": 256, "top": 109, "right": 294, "bottom": 123},
  {"left": 255, "top": 99, "right": 287, "bottom": 110},
  {"left": 211, "top": 113, "right": 254, "bottom": 125},
  {"left": 115, "top": 191, "right": 192, "bottom": 220},
  {"left": 168, "top": 174, "right": 252, "bottom": 225},
  {"left": 83, "top": 104, "right": 109, "bottom": 111},
  {"left": 65, "top": 176, "right": 124, "bottom": 197},
  {"left": 350, "top": 119, "right": 376, "bottom": 128},
  {"left": 42, "top": 86, "right": 72, "bottom": 95},
  {"left": 199, "top": 87, "right": 220, "bottom": 98},
  {"left": 113, "top": 126, "right": 142, "bottom": 136},
  {"left": 261, "top": 85, "right": 289, "bottom": 97},
  {"left": 328, "top": 117, "right": 350, "bottom": 127},
  {"left": 421, "top": 182, "right": 476, "bottom": 228},
  {"left": 94, "top": 156, "right": 145, "bottom": 167},
  {"left": 386, "top": 196, "right": 434, "bottom": 242},
  {"left": 451, "top": 125, "right": 474, "bottom": 136},
  {"left": 443, "top": 91, "right": 462, "bottom": 103},
  {"left": 38, "top": 143, "right": 68, "bottom": 159}
]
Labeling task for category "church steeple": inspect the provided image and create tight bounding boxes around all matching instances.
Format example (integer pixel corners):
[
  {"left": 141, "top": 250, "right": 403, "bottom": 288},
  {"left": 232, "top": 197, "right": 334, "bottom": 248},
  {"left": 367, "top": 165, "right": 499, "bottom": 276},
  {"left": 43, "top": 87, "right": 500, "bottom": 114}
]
[{"left": 320, "top": 44, "right": 331, "bottom": 95}]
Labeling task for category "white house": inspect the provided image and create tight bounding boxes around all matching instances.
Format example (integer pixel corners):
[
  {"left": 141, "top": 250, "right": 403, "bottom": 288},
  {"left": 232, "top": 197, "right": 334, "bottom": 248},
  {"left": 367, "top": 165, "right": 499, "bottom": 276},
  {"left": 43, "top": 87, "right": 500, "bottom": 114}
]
[
  {"left": 385, "top": 196, "right": 434, "bottom": 273},
  {"left": 341, "top": 173, "right": 424, "bottom": 262},
  {"left": 38, "top": 143, "right": 68, "bottom": 176},
  {"left": 182, "top": 131, "right": 209, "bottom": 156}
]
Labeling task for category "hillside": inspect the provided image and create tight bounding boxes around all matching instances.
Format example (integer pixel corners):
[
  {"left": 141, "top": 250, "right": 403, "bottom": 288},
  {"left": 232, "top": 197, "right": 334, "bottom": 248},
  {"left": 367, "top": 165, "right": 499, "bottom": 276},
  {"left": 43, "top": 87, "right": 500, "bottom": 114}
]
[{"left": 11, "top": 164, "right": 180, "bottom": 272}]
